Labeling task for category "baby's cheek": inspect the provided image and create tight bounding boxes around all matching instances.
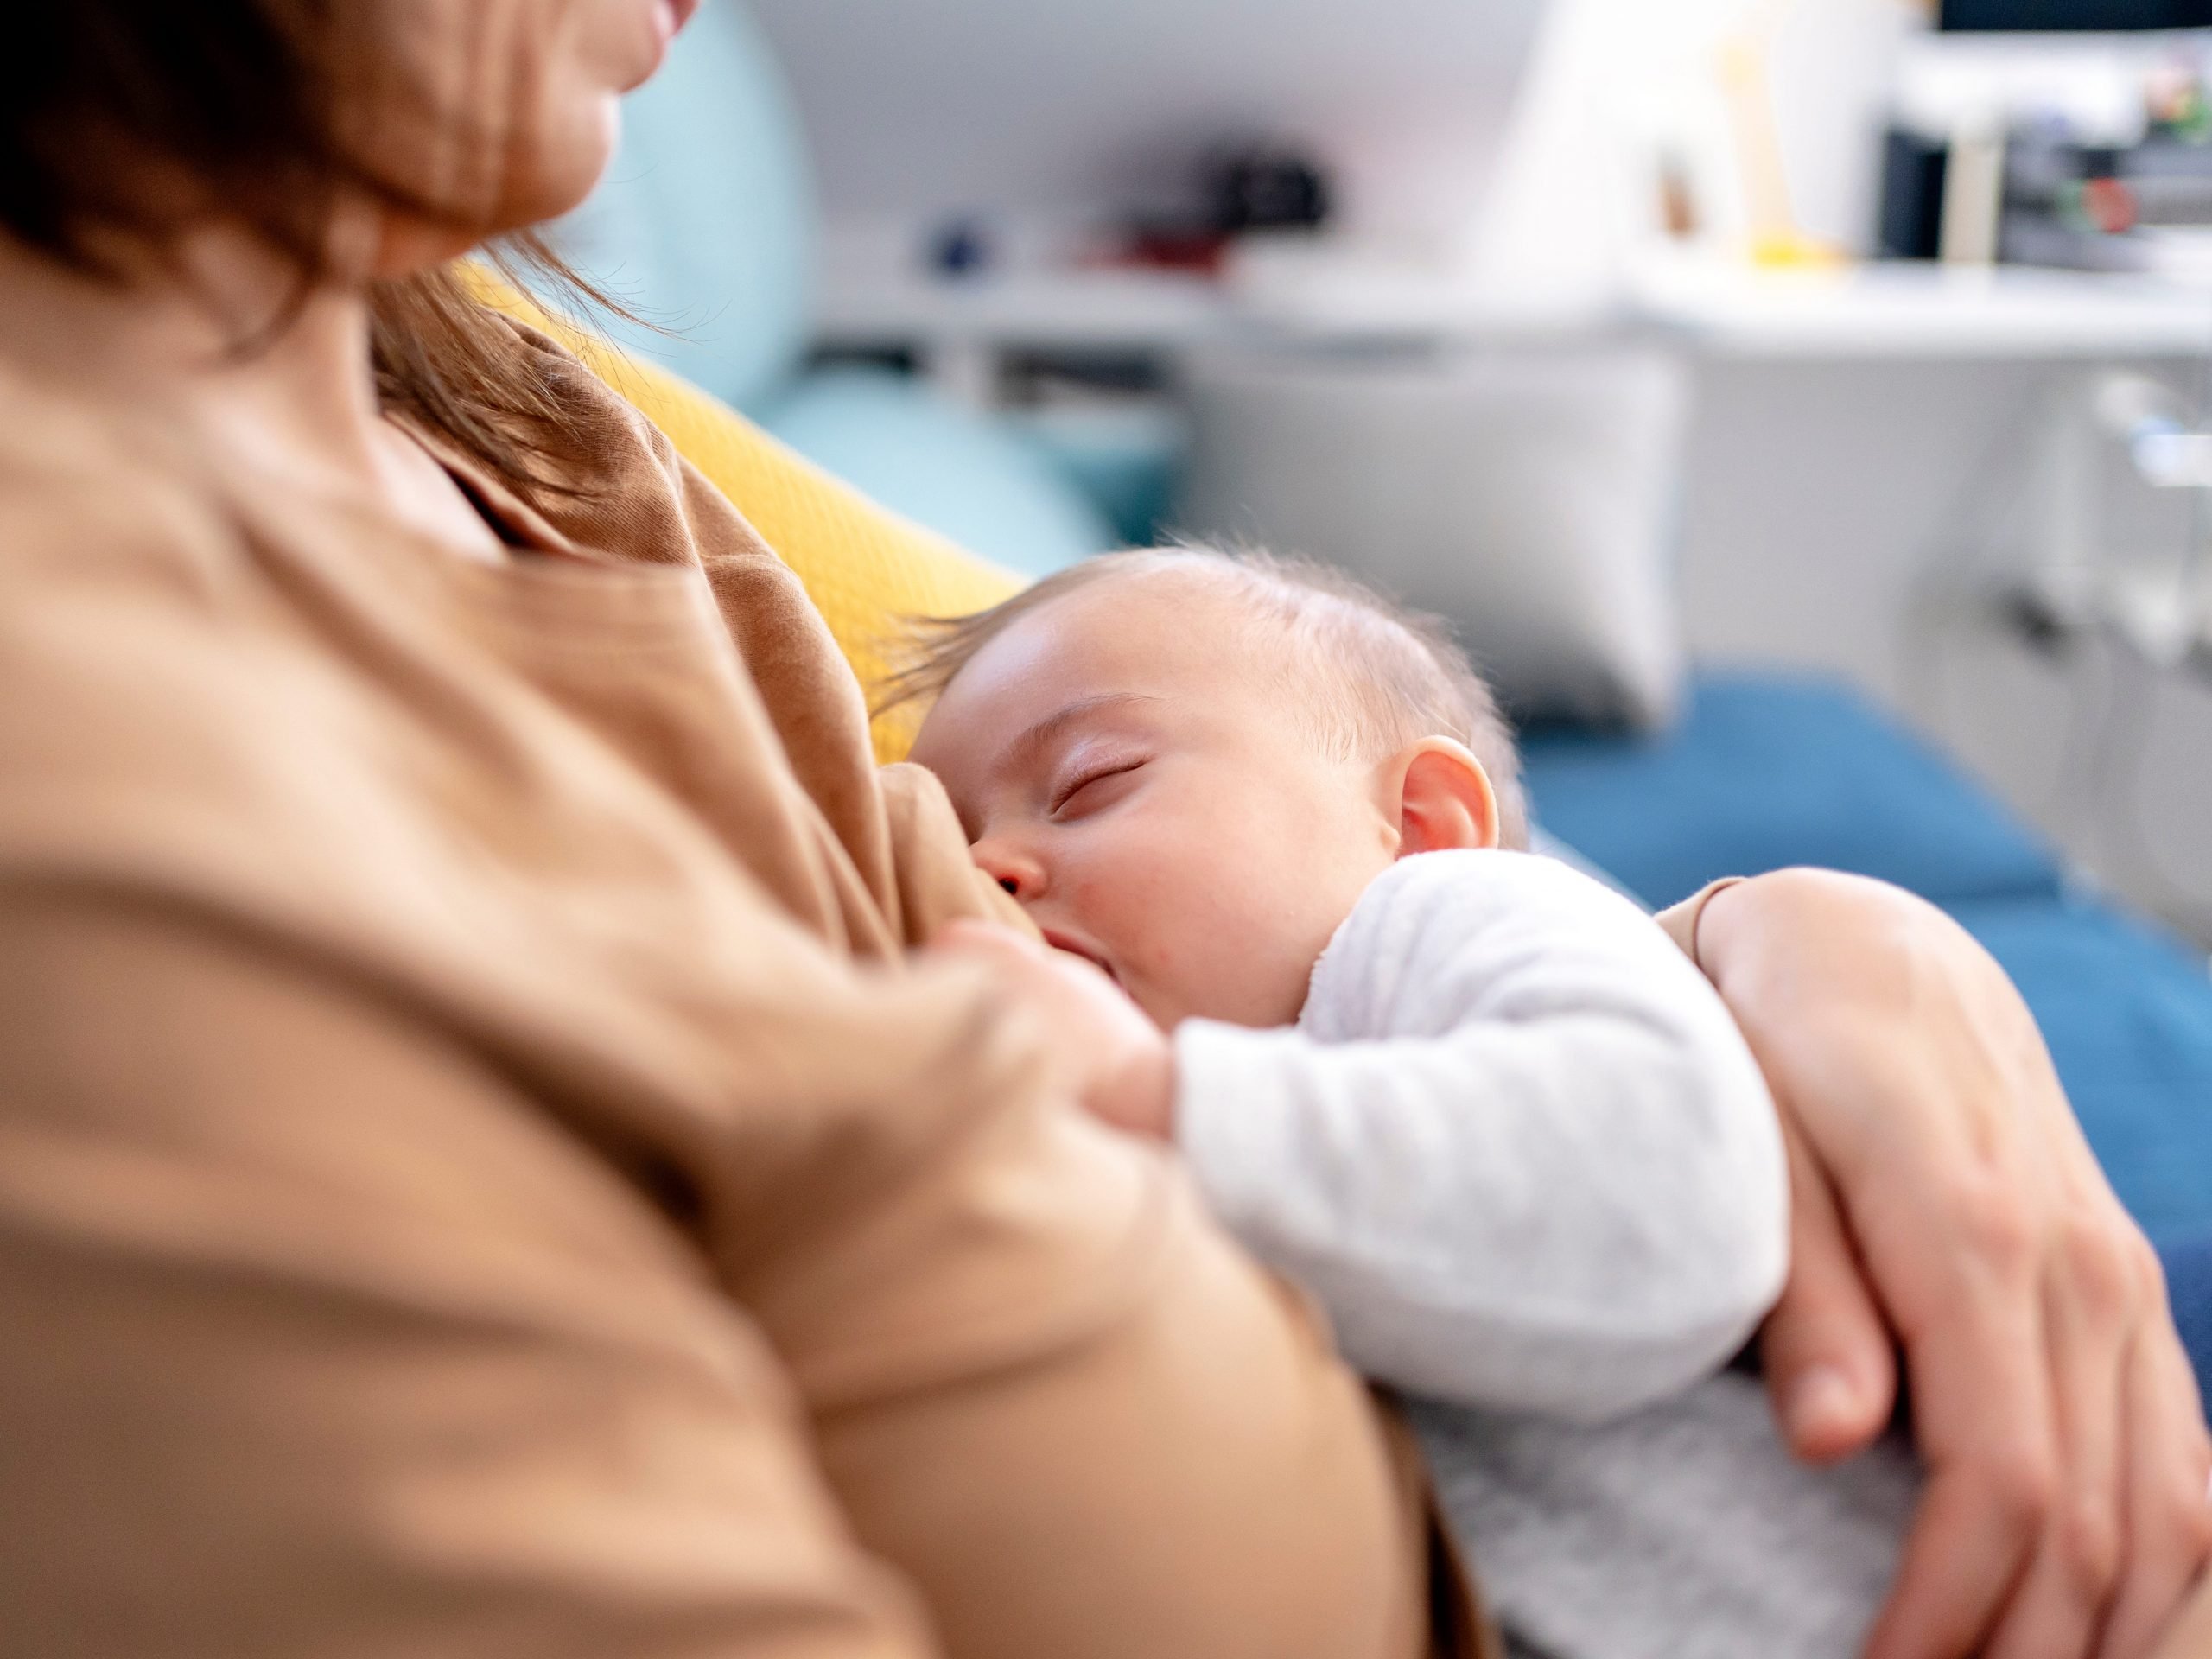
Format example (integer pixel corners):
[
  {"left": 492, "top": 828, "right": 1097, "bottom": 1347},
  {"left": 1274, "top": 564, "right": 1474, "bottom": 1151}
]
[
  {"left": 1082, "top": 879, "right": 1203, "bottom": 1015},
  {"left": 1073, "top": 818, "right": 1287, "bottom": 1022},
  {"left": 1084, "top": 874, "right": 1181, "bottom": 974},
  {"left": 1158, "top": 911, "right": 1309, "bottom": 1028}
]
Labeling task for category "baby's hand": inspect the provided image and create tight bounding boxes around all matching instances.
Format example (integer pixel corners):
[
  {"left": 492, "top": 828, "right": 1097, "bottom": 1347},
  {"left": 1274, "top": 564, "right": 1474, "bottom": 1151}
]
[{"left": 931, "top": 918, "right": 1175, "bottom": 1140}]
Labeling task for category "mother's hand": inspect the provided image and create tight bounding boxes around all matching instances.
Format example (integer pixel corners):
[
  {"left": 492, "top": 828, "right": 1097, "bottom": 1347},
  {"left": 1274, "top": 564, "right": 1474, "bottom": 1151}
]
[{"left": 1674, "top": 869, "right": 2210, "bottom": 1659}]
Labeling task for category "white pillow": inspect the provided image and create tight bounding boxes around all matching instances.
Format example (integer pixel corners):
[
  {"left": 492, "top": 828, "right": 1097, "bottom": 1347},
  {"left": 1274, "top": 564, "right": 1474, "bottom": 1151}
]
[{"left": 1173, "top": 345, "right": 1690, "bottom": 728}]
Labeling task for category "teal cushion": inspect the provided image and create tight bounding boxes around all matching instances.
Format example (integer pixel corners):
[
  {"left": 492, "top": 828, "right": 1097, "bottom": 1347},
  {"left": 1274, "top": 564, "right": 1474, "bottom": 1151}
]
[
  {"left": 1003, "top": 402, "right": 1186, "bottom": 548},
  {"left": 552, "top": 2, "right": 814, "bottom": 414},
  {"left": 761, "top": 366, "right": 1116, "bottom": 577}
]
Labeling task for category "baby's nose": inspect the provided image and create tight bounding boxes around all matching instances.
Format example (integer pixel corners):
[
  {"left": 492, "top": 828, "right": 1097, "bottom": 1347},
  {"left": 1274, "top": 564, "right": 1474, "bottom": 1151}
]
[{"left": 972, "top": 838, "right": 1046, "bottom": 903}]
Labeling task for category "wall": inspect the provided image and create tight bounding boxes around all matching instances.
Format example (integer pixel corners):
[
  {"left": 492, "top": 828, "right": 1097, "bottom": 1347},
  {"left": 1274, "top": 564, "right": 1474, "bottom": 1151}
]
[{"left": 747, "top": 0, "right": 1545, "bottom": 259}]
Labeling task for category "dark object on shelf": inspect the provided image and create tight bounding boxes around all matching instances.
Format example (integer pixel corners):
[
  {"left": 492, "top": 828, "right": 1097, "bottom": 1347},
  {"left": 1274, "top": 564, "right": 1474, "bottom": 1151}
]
[
  {"left": 1878, "top": 127, "right": 1949, "bottom": 260},
  {"left": 1105, "top": 143, "right": 1335, "bottom": 276},
  {"left": 1878, "top": 115, "right": 2212, "bottom": 269},
  {"left": 927, "top": 216, "right": 995, "bottom": 279},
  {"left": 1117, "top": 226, "right": 1233, "bottom": 275},
  {"left": 2001, "top": 129, "right": 2212, "bottom": 268},
  {"left": 1205, "top": 145, "right": 1332, "bottom": 235},
  {"left": 1941, "top": 0, "right": 2212, "bottom": 29}
]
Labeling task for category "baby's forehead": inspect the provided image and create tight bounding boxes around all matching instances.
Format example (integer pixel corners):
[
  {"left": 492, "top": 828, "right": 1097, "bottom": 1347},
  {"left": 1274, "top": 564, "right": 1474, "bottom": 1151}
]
[
  {"left": 1027, "top": 564, "right": 1276, "bottom": 663},
  {"left": 1007, "top": 567, "right": 1349, "bottom": 735},
  {"left": 944, "top": 569, "right": 1296, "bottom": 741}
]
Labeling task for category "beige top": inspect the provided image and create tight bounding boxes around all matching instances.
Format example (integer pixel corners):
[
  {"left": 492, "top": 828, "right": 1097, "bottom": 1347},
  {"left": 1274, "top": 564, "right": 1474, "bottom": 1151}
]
[{"left": 0, "top": 319, "right": 1483, "bottom": 1658}]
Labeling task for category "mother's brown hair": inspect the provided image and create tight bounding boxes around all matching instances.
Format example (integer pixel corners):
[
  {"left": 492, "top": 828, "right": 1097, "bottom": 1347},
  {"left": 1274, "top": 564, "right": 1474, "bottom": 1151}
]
[{"left": 4, "top": 0, "right": 611, "bottom": 503}]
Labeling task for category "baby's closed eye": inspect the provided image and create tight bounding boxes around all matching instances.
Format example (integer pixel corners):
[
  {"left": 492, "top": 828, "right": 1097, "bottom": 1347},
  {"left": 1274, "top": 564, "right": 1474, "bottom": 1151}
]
[{"left": 1051, "top": 758, "right": 1147, "bottom": 819}]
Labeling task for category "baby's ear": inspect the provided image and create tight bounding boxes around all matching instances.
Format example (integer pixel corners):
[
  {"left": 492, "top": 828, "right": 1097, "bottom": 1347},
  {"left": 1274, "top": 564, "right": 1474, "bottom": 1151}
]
[{"left": 1390, "top": 738, "right": 1502, "bottom": 856}]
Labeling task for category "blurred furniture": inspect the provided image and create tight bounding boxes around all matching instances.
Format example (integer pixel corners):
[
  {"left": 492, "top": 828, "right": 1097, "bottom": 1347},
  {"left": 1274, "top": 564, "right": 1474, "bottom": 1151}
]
[
  {"left": 1904, "top": 367, "right": 2212, "bottom": 932},
  {"left": 551, "top": 2, "right": 1116, "bottom": 575}
]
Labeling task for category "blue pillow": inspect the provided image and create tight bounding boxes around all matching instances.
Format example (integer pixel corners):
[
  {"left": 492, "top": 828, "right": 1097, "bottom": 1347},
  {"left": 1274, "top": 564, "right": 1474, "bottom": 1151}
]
[
  {"left": 1522, "top": 671, "right": 2063, "bottom": 912},
  {"left": 1948, "top": 896, "right": 2212, "bottom": 1242}
]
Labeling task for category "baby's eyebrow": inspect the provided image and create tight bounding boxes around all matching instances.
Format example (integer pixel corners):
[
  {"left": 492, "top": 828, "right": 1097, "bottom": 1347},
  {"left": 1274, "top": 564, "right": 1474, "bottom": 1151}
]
[{"left": 1000, "top": 692, "right": 1162, "bottom": 778}]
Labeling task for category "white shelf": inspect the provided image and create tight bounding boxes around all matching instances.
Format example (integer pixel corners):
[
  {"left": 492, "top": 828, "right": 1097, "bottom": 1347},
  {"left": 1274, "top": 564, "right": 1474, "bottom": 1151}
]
[
  {"left": 1628, "top": 257, "right": 2212, "bottom": 361},
  {"left": 817, "top": 267, "right": 1232, "bottom": 353},
  {"left": 814, "top": 252, "right": 2212, "bottom": 372},
  {"left": 817, "top": 257, "right": 1621, "bottom": 359}
]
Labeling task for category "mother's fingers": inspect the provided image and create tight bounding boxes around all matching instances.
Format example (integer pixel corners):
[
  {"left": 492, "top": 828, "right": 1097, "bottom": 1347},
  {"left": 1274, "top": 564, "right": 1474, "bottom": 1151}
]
[
  {"left": 1980, "top": 1230, "right": 2133, "bottom": 1659},
  {"left": 1759, "top": 1114, "right": 1896, "bottom": 1465},
  {"left": 1869, "top": 1468, "right": 2041, "bottom": 1659},
  {"left": 1864, "top": 1202, "right": 2055, "bottom": 1659},
  {"left": 2099, "top": 1305, "right": 2212, "bottom": 1659}
]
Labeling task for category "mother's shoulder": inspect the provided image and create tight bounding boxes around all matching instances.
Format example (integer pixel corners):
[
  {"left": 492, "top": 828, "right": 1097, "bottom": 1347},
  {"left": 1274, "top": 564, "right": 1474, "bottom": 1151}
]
[{"left": 468, "top": 309, "right": 784, "bottom": 575}]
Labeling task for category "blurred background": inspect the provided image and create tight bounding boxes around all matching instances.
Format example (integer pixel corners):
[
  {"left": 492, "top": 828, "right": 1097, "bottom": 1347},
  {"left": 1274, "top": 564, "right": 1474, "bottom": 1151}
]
[{"left": 556, "top": 0, "right": 2212, "bottom": 979}]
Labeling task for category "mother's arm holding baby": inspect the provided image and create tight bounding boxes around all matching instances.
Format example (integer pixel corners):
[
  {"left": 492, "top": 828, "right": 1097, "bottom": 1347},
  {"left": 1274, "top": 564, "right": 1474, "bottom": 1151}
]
[{"left": 1669, "top": 870, "right": 2212, "bottom": 1659}]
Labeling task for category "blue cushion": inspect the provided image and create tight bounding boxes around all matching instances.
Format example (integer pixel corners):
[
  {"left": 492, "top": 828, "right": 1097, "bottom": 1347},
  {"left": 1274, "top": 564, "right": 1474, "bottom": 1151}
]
[
  {"left": 1522, "top": 671, "right": 2063, "bottom": 912},
  {"left": 761, "top": 366, "right": 1116, "bottom": 577},
  {"left": 553, "top": 2, "right": 816, "bottom": 415},
  {"left": 1947, "top": 896, "right": 2212, "bottom": 1241}
]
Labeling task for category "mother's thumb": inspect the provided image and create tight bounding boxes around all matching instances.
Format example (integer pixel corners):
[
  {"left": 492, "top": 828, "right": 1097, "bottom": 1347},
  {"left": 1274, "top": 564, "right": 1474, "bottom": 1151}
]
[{"left": 1762, "top": 1119, "right": 1899, "bottom": 1465}]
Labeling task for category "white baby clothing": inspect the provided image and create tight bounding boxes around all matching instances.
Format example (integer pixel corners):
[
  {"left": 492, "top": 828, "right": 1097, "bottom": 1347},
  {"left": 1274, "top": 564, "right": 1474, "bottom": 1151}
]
[{"left": 1174, "top": 848, "right": 1789, "bottom": 1417}]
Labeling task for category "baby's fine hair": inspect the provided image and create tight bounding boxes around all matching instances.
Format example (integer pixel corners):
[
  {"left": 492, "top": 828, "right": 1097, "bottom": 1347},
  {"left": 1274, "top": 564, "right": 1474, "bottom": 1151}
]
[{"left": 878, "top": 545, "right": 1529, "bottom": 850}]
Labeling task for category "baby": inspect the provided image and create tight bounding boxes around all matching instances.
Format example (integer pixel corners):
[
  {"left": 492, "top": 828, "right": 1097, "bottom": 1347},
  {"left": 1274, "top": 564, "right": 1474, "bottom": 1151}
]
[{"left": 898, "top": 546, "right": 1916, "bottom": 1659}]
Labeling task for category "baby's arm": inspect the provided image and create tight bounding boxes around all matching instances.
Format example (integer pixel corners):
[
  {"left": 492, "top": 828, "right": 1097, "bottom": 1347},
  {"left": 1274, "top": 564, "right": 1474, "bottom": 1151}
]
[{"left": 1174, "top": 849, "right": 1788, "bottom": 1422}]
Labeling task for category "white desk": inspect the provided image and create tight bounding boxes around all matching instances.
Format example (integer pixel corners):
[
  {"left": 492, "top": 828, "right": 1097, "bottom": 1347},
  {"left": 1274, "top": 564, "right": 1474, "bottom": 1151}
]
[
  {"left": 816, "top": 252, "right": 2212, "bottom": 401},
  {"left": 817, "top": 265, "right": 1232, "bottom": 358},
  {"left": 1625, "top": 257, "right": 2212, "bottom": 362}
]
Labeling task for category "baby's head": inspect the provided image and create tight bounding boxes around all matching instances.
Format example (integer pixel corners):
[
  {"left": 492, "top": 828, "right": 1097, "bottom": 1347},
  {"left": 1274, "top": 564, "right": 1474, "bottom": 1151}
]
[{"left": 900, "top": 548, "right": 1529, "bottom": 1031}]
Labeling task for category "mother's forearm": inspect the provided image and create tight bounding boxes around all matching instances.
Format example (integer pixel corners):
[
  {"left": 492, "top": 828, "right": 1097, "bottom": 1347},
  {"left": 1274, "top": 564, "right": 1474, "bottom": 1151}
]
[
  {"left": 1660, "top": 864, "right": 2212, "bottom": 1659},
  {"left": 1657, "top": 868, "right": 1953, "bottom": 1021}
]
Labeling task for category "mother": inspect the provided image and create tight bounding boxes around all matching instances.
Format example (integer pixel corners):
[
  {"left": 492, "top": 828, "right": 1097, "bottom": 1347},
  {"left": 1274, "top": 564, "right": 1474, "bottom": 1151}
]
[{"left": 0, "top": 4, "right": 2203, "bottom": 1657}]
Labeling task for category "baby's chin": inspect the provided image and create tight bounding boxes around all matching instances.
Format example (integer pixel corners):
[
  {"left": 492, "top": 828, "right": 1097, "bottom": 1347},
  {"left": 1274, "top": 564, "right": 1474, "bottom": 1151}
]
[
  {"left": 1137, "top": 982, "right": 1291, "bottom": 1034},
  {"left": 1123, "top": 939, "right": 1317, "bottom": 1032},
  {"left": 1121, "top": 973, "right": 1213, "bottom": 1034},
  {"left": 1127, "top": 988, "right": 1183, "bottom": 1033}
]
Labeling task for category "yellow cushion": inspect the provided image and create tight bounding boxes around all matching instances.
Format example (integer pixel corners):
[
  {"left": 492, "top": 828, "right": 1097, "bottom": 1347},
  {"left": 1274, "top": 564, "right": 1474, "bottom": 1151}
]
[{"left": 480, "top": 280, "right": 1023, "bottom": 762}]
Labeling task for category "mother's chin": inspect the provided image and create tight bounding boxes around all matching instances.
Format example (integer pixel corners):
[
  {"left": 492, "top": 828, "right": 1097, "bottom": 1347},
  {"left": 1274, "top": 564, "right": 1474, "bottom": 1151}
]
[{"left": 365, "top": 0, "right": 689, "bottom": 276}]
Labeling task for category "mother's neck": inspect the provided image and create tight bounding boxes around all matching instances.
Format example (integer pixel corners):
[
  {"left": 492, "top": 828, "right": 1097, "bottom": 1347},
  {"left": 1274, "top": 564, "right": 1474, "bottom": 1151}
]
[{"left": 0, "top": 224, "right": 389, "bottom": 497}]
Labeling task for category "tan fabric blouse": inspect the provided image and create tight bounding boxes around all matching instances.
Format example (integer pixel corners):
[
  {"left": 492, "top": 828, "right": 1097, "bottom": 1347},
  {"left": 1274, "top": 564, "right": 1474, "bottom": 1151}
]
[{"left": 0, "top": 319, "right": 1481, "bottom": 1658}]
